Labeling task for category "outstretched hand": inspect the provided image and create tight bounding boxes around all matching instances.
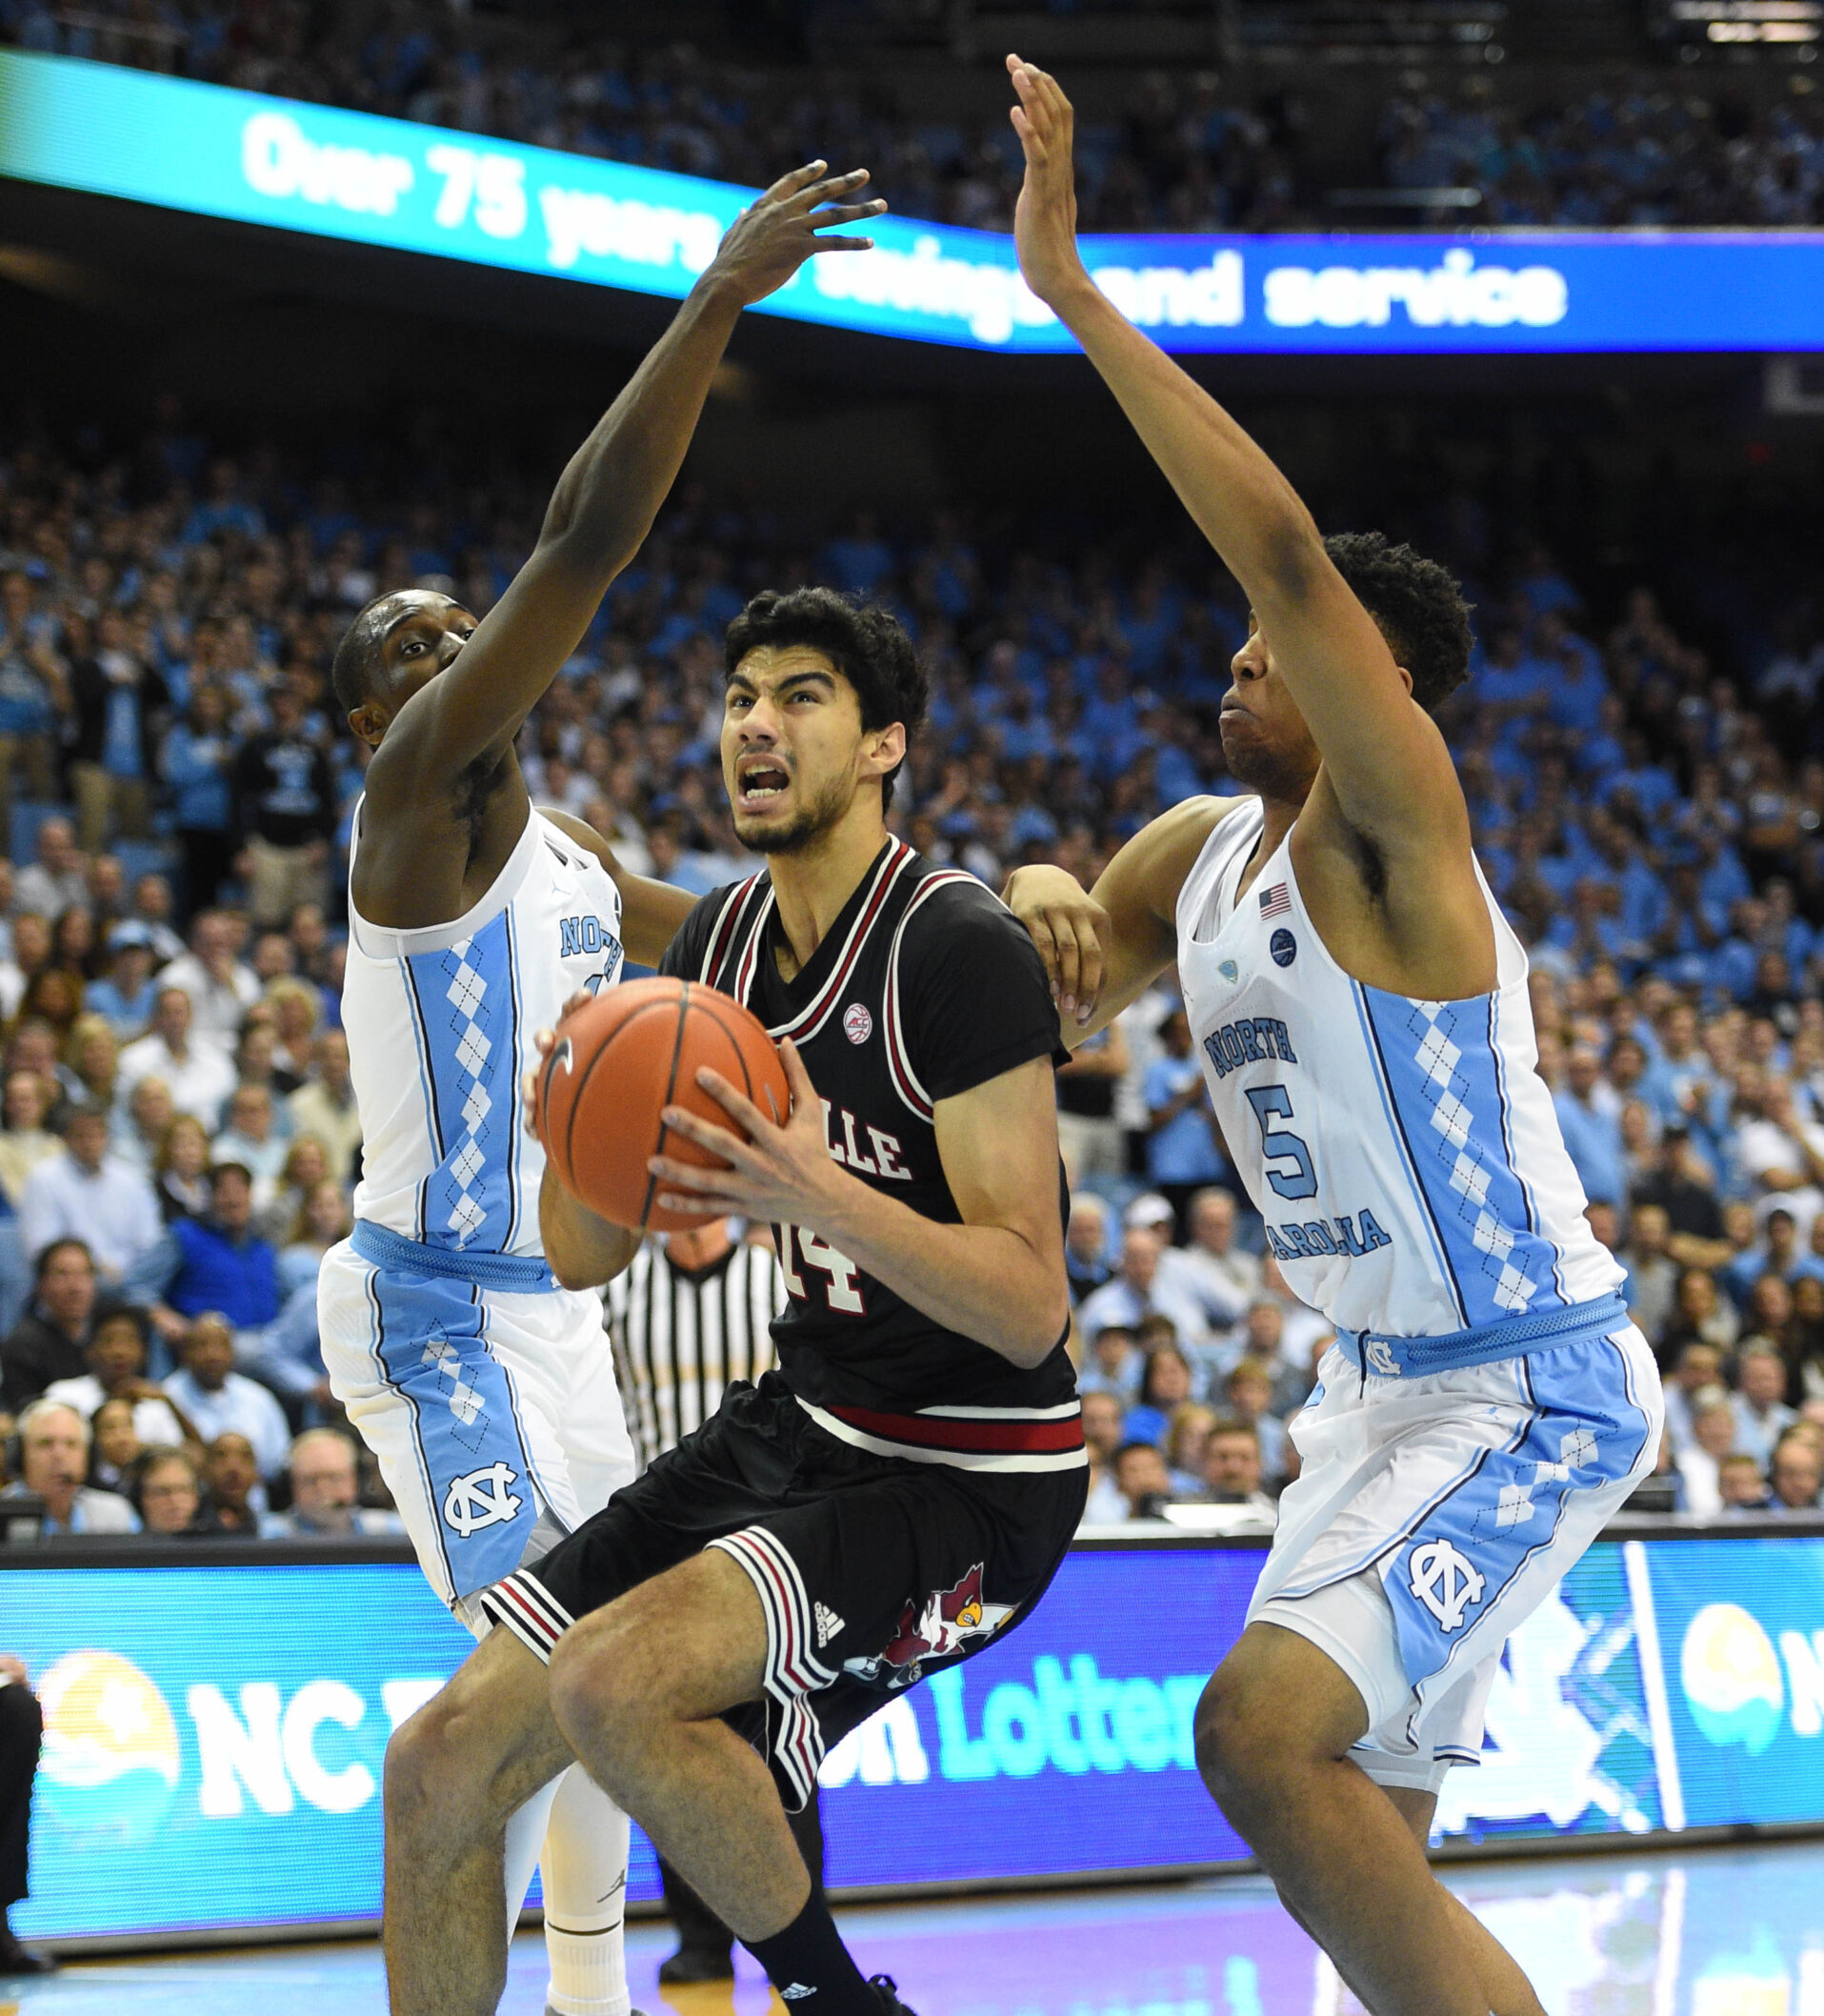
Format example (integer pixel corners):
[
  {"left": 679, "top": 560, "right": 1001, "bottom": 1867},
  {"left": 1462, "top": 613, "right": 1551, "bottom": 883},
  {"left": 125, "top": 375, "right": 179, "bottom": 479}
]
[
  {"left": 648, "top": 1037, "right": 843, "bottom": 1225},
  {"left": 706, "top": 162, "right": 887, "bottom": 308},
  {"left": 1003, "top": 864, "right": 1111, "bottom": 1026},
  {"left": 1006, "top": 54, "right": 1087, "bottom": 307}
]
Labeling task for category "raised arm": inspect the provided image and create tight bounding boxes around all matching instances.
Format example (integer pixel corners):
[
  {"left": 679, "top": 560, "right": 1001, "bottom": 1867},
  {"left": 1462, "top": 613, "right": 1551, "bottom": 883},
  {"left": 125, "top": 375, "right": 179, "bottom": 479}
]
[
  {"left": 1004, "top": 58, "right": 1465, "bottom": 856},
  {"left": 1004, "top": 796, "right": 1236, "bottom": 1040},
  {"left": 366, "top": 164, "right": 884, "bottom": 804}
]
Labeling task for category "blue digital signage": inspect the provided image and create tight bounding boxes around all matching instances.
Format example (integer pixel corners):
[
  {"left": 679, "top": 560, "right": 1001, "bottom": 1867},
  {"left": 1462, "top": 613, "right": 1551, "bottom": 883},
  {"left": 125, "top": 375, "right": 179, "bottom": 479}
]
[
  {"left": 4, "top": 1530, "right": 1823, "bottom": 1947},
  {"left": 2, "top": 49, "right": 1822, "bottom": 356}
]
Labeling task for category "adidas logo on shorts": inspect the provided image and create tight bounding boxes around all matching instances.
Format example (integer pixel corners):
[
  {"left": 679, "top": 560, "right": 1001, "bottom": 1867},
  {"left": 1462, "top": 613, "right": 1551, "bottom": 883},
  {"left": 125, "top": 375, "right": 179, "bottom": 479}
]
[{"left": 814, "top": 1602, "right": 845, "bottom": 1647}]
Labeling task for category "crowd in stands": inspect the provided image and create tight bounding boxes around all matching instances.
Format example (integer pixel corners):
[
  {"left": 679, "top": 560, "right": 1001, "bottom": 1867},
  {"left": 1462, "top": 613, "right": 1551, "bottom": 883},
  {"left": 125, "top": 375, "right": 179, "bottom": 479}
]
[
  {"left": 1381, "top": 74, "right": 1824, "bottom": 228},
  {"left": 7, "top": 0, "right": 1823, "bottom": 230},
  {"left": 0, "top": 395, "right": 1821, "bottom": 1535}
]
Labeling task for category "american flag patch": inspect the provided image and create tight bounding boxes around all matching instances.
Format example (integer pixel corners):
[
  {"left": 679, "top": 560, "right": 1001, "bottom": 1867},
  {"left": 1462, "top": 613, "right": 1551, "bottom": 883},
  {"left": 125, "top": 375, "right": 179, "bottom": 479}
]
[{"left": 1259, "top": 884, "right": 1291, "bottom": 919}]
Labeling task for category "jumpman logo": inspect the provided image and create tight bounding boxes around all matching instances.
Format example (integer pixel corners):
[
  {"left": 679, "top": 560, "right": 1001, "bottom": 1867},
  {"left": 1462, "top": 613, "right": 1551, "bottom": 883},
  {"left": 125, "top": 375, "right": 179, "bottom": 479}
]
[
  {"left": 442, "top": 1462, "right": 523, "bottom": 1537},
  {"left": 1408, "top": 1539, "right": 1485, "bottom": 1632}
]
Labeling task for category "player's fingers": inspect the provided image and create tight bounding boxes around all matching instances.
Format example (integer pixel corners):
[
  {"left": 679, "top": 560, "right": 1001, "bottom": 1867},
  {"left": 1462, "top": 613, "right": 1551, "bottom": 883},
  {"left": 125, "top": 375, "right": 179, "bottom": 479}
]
[
  {"left": 647, "top": 1151, "right": 735, "bottom": 1191},
  {"left": 763, "top": 159, "right": 828, "bottom": 204},
  {"left": 657, "top": 1193, "right": 736, "bottom": 1219},
  {"left": 655, "top": 1108, "right": 754, "bottom": 1168},
  {"left": 1072, "top": 916, "right": 1106, "bottom": 1019},
  {"left": 808, "top": 236, "right": 877, "bottom": 253},
  {"left": 688, "top": 1066, "right": 771, "bottom": 1139},
  {"left": 810, "top": 199, "right": 889, "bottom": 229},
  {"left": 786, "top": 167, "right": 871, "bottom": 214},
  {"left": 1024, "top": 911, "right": 1063, "bottom": 997},
  {"left": 1052, "top": 913, "right": 1081, "bottom": 1016},
  {"left": 779, "top": 1038, "right": 818, "bottom": 1107}
]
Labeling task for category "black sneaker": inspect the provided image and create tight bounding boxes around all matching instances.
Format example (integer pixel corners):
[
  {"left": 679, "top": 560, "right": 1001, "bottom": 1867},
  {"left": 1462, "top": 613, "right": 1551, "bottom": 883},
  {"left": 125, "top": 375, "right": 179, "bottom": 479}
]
[
  {"left": 657, "top": 1945, "right": 735, "bottom": 1983},
  {"left": 869, "top": 1976, "right": 917, "bottom": 2014}
]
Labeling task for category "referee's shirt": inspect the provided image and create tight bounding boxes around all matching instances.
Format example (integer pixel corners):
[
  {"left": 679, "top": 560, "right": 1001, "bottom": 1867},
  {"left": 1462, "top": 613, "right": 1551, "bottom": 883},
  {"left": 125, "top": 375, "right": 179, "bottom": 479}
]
[{"left": 607, "top": 1231, "right": 787, "bottom": 1470}]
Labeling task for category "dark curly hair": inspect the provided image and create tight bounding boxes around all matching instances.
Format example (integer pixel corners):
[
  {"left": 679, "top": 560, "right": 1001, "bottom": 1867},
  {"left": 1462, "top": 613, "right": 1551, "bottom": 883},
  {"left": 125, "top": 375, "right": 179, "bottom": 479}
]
[
  {"left": 725, "top": 588, "right": 930, "bottom": 811},
  {"left": 1322, "top": 531, "right": 1474, "bottom": 714}
]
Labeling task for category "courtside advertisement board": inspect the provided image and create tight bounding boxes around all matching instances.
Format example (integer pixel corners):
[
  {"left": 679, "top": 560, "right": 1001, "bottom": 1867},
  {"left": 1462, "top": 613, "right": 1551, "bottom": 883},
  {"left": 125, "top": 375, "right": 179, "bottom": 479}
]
[
  {"left": 6, "top": 1529, "right": 1824, "bottom": 1945},
  {"left": 3, "top": 50, "right": 1822, "bottom": 357}
]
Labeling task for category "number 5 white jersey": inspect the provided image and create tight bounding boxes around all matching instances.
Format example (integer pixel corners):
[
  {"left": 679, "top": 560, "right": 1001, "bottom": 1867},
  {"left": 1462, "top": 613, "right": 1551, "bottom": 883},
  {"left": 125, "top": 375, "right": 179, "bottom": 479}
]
[{"left": 1175, "top": 796, "right": 1623, "bottom": 1342}]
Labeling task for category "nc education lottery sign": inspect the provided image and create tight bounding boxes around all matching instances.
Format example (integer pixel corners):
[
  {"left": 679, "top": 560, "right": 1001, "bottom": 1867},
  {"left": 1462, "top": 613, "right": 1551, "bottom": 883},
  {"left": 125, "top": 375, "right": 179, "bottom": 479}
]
[
  {"left": 10, "top": 1531, "right": 1824, "bottom": 1945},
  {"left": 3, "top": 49, "right": 1821, "bottom": 355}
]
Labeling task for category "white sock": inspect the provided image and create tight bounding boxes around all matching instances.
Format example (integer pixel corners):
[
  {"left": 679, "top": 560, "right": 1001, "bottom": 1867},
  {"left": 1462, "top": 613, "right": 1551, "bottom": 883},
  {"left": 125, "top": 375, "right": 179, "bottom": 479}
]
[
  {"left": 539, "top": 1764, "right": 632, "bottom": 2016},
  {"left": 505, "top": 1778, "right": 562, "bottom": 1926}
]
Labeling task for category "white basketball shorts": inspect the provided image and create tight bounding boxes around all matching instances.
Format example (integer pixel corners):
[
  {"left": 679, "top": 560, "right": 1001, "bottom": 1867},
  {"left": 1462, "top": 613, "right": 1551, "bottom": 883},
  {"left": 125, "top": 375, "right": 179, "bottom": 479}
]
[
  {"left": 318, "top": 1236, "right": 636, "bottom": 1628},
  {"left": 1250, "top": 1319, "right": 1663, "bottom": 1793}
]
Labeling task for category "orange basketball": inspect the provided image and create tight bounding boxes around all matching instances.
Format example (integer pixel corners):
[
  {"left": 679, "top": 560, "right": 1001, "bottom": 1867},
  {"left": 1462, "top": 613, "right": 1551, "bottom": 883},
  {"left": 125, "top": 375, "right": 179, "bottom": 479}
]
[{"left": 534, "top": 976, "right": 791, "bottom": 1234}]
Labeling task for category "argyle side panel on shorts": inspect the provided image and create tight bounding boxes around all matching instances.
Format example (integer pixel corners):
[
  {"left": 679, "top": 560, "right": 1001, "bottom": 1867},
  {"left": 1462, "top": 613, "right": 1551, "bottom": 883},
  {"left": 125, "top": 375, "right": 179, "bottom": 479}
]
[
  {"left": 367, "top": 1264, "right": 539, "bottom": 1600},
  {"left": 1379, "top": 1330, "right": 1654, "bottom": 1693}
]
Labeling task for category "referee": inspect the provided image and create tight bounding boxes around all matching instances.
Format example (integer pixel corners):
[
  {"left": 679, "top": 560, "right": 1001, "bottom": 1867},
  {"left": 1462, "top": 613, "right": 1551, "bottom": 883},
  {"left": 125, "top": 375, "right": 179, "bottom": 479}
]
[{"left": 604, "top": 1216, "right": 823, "bottom": 1986}]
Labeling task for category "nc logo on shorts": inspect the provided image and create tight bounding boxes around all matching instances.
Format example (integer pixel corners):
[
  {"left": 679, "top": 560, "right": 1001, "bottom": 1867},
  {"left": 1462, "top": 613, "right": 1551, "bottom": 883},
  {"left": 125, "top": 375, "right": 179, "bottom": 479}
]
[
  {"left": 442, "top": 1461, "right": 523, "bottom": 1538},
  {"left": 1408, "top": 1538, "right": 1485, "bottom": 1633},
  {"left": 1365, "top": 1338, "right": 1400, "bottom": 1378}
]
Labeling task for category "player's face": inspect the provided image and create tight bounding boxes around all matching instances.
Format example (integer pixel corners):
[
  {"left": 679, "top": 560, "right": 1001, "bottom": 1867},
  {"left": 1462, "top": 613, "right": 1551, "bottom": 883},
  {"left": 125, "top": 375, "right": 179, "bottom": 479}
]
[
  {"left": 355, "top": 592, "right": 478, "bottom": 743},
  {"left": 1220, "top": 618, "right": 1322, "bottom": 804},
  {"left": 722, "top": 645, "right": 895, "bottom": 855}
]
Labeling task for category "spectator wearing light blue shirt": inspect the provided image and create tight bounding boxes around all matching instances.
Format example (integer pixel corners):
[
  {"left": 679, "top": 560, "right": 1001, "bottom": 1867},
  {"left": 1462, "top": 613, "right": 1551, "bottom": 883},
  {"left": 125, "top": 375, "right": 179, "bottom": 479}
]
[
  {"left": 1143, "top": 1011, "right": 1227, "bottom": 1208},
  {"left": 1553, "top": 1044, "right": 1628, "bottom": 1208},
  {"left": 17, "top": 1102, "right": 162, "bottom": 1287}
]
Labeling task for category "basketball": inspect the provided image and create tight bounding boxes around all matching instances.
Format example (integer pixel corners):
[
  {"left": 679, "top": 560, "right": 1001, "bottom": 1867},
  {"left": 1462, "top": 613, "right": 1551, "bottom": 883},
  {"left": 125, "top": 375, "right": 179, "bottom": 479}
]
[{"left": 534, "top": 976, "right": 791, "bottom": 1233}]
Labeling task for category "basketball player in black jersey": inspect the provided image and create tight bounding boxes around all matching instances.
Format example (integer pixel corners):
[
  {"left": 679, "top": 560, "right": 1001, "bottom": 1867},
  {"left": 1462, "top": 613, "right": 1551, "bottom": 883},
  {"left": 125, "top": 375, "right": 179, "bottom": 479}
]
[{"left": 381, "top": 589, "right": 1084, "bottom": 2016}]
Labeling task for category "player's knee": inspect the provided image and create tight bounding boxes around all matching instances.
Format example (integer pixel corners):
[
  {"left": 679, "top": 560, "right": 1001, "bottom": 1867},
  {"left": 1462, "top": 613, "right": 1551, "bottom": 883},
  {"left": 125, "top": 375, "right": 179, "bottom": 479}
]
[
  {"left": 548, "top": 1620, "right": 647, "bottom": 1776},
  {"left": 384, "top": 1688, "right": 497, "bottom": 1836},
  {"left": 1193, "top": 1661, "right": 1293, "bottom": 1812}
]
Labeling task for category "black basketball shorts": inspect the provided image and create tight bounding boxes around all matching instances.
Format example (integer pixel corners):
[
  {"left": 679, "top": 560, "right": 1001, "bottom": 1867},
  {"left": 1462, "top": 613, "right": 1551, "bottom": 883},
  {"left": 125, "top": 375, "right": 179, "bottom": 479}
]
[{"left": 478, "top": 1372, "right": 1088, "bottom": 1809}]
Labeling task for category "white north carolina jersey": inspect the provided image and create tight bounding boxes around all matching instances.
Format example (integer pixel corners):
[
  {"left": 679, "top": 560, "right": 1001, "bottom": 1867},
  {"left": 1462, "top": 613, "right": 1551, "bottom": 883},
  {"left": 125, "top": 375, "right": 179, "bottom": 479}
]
[
  {"left": 1177, "top": 797, "right": 1622, "bottom": 1339},
  {"left": 344, "top": 798, "right": 625, "bottom": 1258}
]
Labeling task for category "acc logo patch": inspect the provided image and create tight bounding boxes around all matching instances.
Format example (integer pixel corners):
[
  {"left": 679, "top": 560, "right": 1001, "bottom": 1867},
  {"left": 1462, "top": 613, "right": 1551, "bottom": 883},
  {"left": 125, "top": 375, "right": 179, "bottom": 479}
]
[
  {"left": 843, "top": 1002, "right": 874, "bottom": 1044},
  {"left": 442, "top": 1461, "right": 523, "bottom": 1538},
  {"left": 1270, "top": 929, "right": 1297, "bottom": 967}
]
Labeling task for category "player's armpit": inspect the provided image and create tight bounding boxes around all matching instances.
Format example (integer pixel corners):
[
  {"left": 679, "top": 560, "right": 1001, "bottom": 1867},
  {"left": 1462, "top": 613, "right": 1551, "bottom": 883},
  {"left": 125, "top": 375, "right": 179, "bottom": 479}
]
[{"left": 539, "top": 808, "right": 695, "bottom": 966}]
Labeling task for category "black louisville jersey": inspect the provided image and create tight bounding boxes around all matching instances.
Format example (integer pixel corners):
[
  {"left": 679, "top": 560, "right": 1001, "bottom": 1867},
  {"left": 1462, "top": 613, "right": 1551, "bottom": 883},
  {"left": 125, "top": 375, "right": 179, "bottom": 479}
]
[{"left": 658, "top": 837, "right": 1078, "bottom": 1460}]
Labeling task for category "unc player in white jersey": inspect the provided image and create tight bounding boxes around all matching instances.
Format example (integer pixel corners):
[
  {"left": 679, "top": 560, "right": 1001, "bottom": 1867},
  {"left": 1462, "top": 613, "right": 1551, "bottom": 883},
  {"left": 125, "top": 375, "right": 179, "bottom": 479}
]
[
  {"left": 1001, "top": 60, "right": 1661, "bottom": 2016},
  {"left": 315, "top": 163, "right": 887, "bottom": 2016}
]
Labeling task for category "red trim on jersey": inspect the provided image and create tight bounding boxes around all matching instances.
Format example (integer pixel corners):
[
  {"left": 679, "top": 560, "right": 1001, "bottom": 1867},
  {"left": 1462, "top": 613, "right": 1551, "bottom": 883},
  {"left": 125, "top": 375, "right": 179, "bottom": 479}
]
[
  {"left": 822, "top": 1401, "right": 1085, "bottom": 1454},
  {"left": 701, "top": 875, "right": 764, "bottom": 987},
  {"left": 882, "top": 869, "right": 980, "bottom": 1119},
  {"left": 765, "top": 839, "right": 915, "bottom": 1042}
]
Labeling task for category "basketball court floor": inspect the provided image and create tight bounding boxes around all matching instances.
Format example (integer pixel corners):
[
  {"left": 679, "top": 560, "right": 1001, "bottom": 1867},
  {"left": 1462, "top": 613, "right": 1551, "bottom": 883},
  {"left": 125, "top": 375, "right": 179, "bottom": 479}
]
[{"left": 7, "top": 1837, "right": 1820, "bottom": 2014}]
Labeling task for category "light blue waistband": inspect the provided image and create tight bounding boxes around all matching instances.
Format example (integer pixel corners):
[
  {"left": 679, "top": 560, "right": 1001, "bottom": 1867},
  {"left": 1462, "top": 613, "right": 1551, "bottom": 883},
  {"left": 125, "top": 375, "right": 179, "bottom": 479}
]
[
  {"left": 1335, "top": 1290, "right": 1630, "bottom": 1381},
  {"left": 351, "top": 1220, "right": 558, "bottom": 1294}
]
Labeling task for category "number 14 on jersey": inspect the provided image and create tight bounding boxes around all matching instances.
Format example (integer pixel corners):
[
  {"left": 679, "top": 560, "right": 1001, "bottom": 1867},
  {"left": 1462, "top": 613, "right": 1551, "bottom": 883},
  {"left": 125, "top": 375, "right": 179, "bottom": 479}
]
[{"left": 777, "top": 1223, "right": 866, "bottom": 1313}]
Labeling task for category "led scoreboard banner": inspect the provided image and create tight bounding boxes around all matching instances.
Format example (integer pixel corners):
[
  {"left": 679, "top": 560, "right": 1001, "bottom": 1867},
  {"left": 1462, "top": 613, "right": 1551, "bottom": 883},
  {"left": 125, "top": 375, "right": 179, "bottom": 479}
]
[
  {"left": 5, "top": 1523, "right": 1824, "bottom": 1950},
  {"left": 3, "top": 49, "right": 1824, "bottom": 356}
]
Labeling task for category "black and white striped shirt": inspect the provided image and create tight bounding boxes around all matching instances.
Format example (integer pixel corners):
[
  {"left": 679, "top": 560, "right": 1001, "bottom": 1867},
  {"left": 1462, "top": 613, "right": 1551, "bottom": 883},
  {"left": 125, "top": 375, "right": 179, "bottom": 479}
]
[{"left": 607, "top": 1238, "right": 787, "bottom": 1470}]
